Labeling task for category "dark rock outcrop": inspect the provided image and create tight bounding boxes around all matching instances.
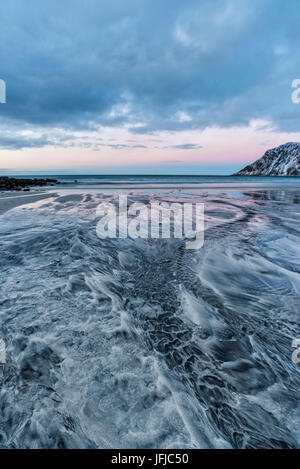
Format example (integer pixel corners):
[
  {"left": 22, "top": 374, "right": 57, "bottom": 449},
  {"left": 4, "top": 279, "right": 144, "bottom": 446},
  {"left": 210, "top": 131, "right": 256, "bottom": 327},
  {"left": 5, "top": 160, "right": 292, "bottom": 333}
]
[{"left": 0, "top": 177, "right": 59, "bottom": 191}]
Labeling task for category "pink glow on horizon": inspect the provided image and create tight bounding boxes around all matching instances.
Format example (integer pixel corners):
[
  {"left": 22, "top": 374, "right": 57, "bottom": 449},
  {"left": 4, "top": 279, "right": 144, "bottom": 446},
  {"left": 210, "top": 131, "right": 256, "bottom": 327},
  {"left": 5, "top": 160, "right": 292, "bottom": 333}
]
[{"left": 1, "top": 120, "right": 300, "bottom": 172}]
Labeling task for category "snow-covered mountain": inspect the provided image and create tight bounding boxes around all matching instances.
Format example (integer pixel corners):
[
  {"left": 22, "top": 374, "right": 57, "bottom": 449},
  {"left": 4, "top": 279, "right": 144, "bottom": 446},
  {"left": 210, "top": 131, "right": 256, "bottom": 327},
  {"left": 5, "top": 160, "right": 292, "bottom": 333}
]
[{"left": 234, "top": 142, "right": 300, "bottom": 176}]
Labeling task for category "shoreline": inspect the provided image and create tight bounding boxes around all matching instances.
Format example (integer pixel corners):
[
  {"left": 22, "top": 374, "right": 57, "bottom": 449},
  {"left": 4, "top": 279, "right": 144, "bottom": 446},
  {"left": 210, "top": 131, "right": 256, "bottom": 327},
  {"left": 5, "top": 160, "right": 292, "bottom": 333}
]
[
  {"left": 47, "top": 181, "right": 300, "bottom": 192},
  {"left": 1, "top": 180, "right": 300, "bottom": 217}
]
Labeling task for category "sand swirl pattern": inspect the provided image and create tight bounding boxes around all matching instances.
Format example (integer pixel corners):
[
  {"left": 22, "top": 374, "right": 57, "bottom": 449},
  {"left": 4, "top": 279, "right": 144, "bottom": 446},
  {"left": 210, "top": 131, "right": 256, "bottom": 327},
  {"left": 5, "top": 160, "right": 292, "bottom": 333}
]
[{"left": 0, "top": 189, "right": 299, "bottom": 448}]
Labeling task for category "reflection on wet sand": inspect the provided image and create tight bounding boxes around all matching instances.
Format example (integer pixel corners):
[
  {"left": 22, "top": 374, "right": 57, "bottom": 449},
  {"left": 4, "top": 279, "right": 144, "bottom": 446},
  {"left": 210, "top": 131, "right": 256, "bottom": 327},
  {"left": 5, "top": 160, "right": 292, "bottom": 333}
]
[{"left": 0, "top": 187, "right": 299, "bottom": 448}]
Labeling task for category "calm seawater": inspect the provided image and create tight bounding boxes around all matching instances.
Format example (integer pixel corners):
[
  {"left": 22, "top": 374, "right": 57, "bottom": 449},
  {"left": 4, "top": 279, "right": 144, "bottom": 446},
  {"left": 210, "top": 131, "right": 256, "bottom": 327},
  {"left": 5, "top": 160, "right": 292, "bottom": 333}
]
[{"left": 11, "top": 174, "right": 300, "bottom": 185}]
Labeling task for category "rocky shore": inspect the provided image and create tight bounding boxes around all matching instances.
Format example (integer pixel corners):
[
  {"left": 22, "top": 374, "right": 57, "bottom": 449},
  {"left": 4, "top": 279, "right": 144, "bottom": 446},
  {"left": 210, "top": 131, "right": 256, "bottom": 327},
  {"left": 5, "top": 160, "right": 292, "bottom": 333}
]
[{"left": 0, "top": 177, "right": 59, "bottom": 191}]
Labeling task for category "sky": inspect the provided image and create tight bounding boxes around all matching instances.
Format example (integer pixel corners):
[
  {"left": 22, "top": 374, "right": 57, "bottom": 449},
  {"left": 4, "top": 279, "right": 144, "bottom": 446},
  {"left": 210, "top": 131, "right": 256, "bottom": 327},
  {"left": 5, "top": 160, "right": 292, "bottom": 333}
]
[{"left": 1, "top": 0, "right": 300, "bottom": 175}]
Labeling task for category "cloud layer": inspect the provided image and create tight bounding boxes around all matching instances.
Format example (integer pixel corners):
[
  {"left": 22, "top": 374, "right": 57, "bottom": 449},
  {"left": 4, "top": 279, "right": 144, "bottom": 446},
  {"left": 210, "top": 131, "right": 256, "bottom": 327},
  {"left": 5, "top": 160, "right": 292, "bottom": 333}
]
[{"left": 0, "top": 0, "right": 300, "bottom": 154}]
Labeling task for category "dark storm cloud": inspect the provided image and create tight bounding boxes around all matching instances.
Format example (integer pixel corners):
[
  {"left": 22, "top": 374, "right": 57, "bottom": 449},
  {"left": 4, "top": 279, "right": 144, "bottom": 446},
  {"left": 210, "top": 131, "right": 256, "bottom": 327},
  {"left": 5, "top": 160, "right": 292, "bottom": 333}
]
[
  {"left": 0, "top": 134, "right": 51, "bottom": 150},
  {"left": 1, "top": 0, "right": 300, "bottom": 141},
  {"left": 0, "top": 128, "right": 78, "bottom": 150},
  {"left": 0, "top": 130, "right": 148, "bottom": 150}
]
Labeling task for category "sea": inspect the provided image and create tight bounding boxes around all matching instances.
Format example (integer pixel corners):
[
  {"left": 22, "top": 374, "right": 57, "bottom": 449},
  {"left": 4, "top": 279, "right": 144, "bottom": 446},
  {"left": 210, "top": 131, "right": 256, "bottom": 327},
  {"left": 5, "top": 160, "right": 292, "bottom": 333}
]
[{"left": 14, "top": 173, "right": 300, "bottom": 185}]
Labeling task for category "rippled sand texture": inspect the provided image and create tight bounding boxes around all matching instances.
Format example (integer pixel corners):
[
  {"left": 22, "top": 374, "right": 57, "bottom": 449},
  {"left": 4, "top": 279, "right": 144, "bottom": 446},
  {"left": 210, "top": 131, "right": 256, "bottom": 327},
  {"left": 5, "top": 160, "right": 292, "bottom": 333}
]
[{"left": 0, "top": 189, "right": 299, "bottom": 448}]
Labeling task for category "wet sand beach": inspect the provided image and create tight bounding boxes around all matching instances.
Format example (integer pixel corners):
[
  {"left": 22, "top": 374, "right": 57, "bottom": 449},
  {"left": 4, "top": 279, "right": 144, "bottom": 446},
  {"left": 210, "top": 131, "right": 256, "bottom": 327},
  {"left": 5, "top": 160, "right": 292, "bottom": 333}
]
[
  {"left": 0, "top": 192, "right": 53, "bottom": 216},
  {"left": 0, "top": 185, "right": 299, "bottom": 448}
]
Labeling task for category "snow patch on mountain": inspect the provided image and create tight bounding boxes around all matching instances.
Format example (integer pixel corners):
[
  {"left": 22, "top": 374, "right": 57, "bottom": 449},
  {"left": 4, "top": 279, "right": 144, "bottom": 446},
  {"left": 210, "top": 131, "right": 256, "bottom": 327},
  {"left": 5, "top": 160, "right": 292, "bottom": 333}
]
[{"left": 234, "top": 143, "right": 300, "bottom": 176}]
